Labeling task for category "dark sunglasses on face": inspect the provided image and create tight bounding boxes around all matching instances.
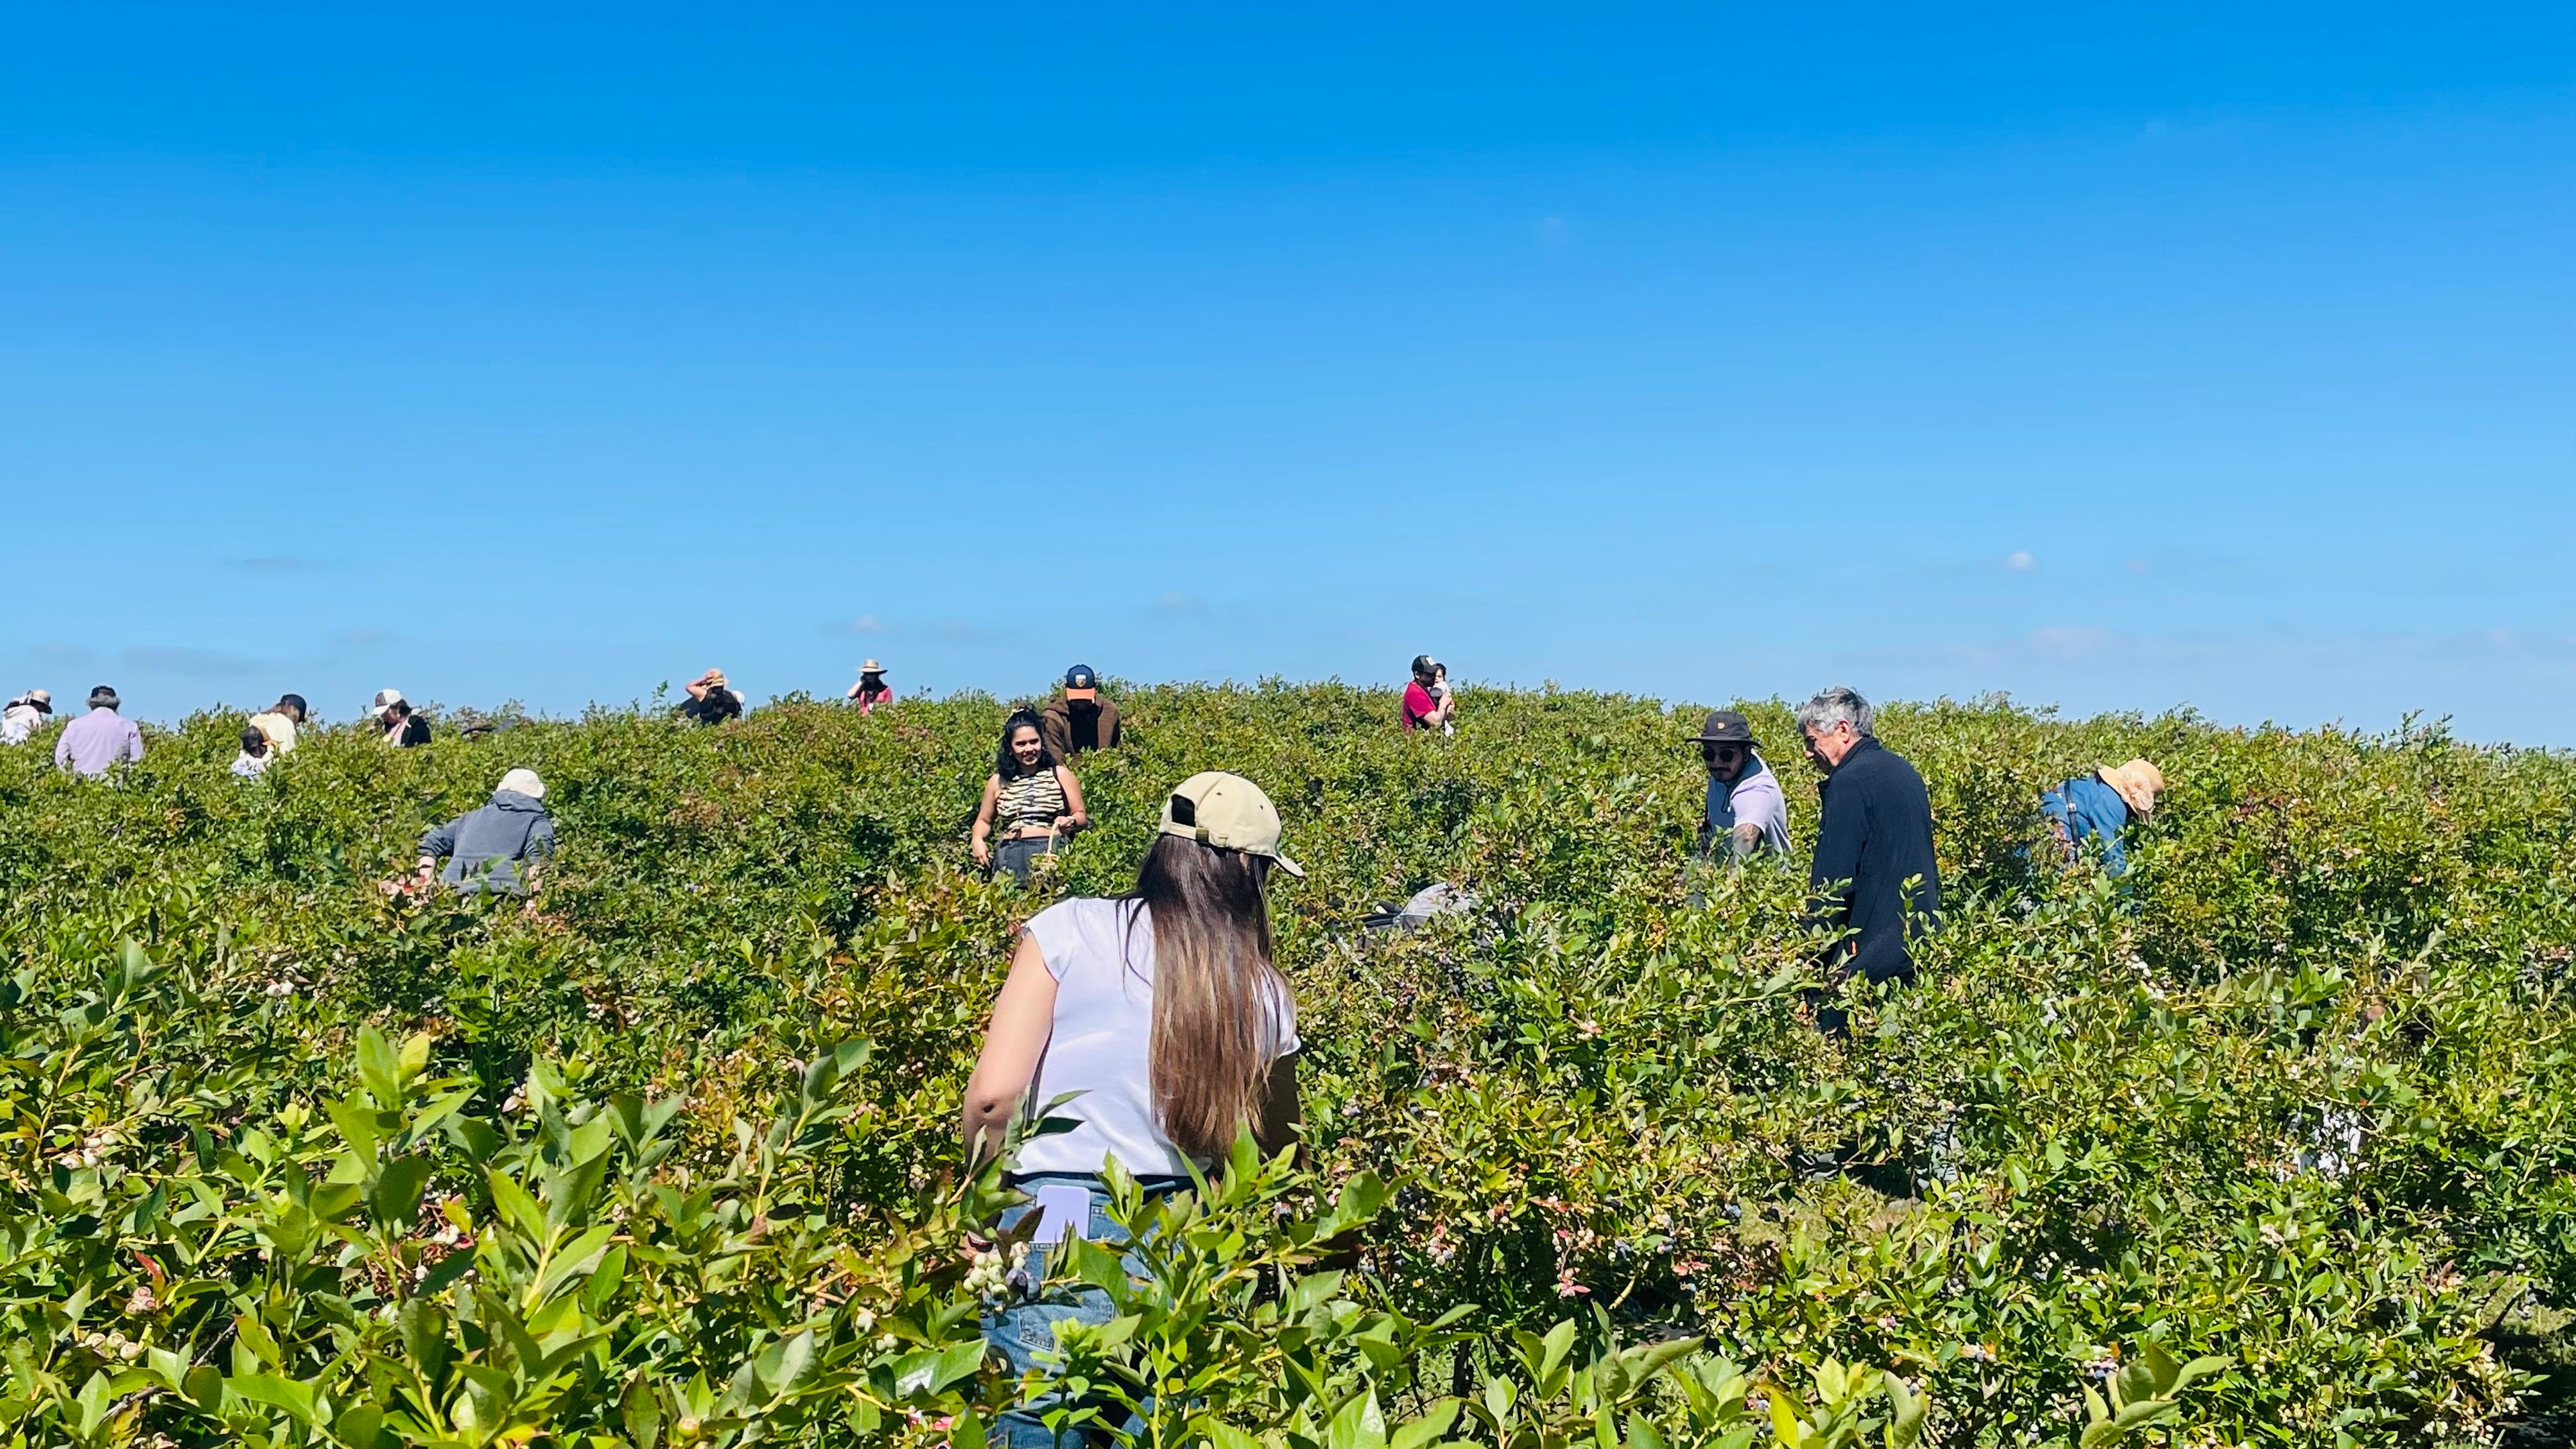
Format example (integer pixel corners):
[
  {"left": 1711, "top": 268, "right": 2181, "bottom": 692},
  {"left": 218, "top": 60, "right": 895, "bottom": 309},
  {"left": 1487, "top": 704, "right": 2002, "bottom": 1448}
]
[{"left": 1702, "top": 744, "right": 1746, "bottom": 761}]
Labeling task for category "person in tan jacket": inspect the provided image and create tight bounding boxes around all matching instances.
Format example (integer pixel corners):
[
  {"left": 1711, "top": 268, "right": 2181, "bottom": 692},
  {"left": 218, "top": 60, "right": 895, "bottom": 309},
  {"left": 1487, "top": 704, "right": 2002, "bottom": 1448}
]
[{"left": 1039, "top": 665, "right": 1122, "bottom": 759}]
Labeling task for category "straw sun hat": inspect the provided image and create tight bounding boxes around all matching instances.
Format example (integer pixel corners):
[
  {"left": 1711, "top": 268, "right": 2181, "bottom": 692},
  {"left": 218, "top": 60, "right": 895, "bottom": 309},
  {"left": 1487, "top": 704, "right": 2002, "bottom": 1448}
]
[{"left": 2097, "top": 759, "right": 2166, "bottom": 818}]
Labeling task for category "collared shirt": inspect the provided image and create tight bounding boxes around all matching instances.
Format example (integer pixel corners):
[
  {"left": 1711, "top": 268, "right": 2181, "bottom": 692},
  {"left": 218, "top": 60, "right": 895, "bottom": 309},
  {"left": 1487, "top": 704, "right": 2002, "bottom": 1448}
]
[
  {"left": 2041, "top": 773, "right": 2133, "bottom": 874},
  {"left": 55, "top": 707, "right": 145, "bottom": 777}
]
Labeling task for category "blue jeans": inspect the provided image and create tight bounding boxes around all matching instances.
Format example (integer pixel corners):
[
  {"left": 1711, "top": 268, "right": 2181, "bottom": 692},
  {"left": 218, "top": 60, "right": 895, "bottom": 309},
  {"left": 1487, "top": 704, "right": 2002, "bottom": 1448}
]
[
  {"left": 994, "top": 835, "right": 1055, "bottom": 886},
  {"left": 983, "top": 1173, "right": 1182, "bottom": 1449}
]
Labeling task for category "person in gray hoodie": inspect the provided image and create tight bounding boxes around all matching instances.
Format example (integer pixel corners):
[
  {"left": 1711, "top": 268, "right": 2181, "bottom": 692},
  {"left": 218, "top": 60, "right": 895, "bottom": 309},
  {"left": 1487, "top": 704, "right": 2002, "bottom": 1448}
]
[{"left": 414, "top": 767, "right": 556, "bottom": 896}]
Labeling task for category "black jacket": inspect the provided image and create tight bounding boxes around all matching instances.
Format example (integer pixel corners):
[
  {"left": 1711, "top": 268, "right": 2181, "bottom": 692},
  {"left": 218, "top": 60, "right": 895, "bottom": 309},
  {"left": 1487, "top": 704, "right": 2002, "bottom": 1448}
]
[{"left": 1807, "top": 736, "right": 1941, "bottom": 984}]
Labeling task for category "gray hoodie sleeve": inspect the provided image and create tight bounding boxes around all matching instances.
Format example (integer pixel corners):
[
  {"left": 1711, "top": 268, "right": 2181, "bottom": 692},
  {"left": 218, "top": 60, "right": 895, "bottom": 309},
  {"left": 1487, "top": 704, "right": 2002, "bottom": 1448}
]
[
  {"left": 525, "top": 814, "right": 556, "bottom": 861},
  {"left": 419, "top": 815, "right": 460, "bottom": 860}
]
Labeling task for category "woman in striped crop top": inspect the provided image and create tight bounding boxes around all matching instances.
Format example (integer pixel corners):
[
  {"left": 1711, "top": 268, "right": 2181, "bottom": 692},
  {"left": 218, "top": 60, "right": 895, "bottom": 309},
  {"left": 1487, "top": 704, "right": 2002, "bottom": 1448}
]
[{"left": 972, "top": 708, "right": 1089, "bottom": 885}]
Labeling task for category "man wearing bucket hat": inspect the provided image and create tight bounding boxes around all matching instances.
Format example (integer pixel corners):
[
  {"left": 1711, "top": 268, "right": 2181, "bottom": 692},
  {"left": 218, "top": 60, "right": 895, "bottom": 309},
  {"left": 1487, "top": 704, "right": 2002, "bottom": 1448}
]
[
  {"left": 55, "top": 686, "right": 145, "bottom": 777},
  {"left": 1, "top": 688, "right": 51, "bottom": 747},
  {"left": 412, "top": 767, "right": 556, "bottom": 896},
  {"left": 845, "top": 660, "right": 896, "bottom": 715},
  {"left": 2041, "top": 757, "right": 2164, "bottom": 877},
  {"left": 1040, "top": 663, "right": 1122, "bottom": 758},
  {"left": 1695, "top": 709, "right": 1791, "bottom": 859}
]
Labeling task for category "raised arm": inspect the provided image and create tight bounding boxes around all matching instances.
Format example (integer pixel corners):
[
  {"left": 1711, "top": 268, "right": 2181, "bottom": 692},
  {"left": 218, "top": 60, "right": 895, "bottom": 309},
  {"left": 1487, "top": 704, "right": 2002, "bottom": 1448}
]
[{"left": 960, "top": 932, "right": 1059, "bottom": 1167}]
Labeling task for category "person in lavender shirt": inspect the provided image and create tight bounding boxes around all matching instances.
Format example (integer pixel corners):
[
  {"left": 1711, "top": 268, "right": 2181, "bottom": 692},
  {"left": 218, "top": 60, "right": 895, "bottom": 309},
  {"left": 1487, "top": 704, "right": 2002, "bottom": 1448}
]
[{"left": 55, "top": 686, "right": 144, "bottom": 777}]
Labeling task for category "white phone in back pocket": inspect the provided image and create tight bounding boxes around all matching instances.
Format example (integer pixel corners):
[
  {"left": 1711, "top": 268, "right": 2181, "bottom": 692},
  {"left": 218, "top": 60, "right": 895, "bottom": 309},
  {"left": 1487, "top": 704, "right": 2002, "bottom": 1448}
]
[{"left": 1030, "top": 1184, "right": 1091, "bottom": 1245}]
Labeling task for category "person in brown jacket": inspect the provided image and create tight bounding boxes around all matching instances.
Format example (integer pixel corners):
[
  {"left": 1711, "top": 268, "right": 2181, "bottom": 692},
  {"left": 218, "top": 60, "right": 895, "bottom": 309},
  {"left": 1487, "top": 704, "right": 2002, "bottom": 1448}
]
[{"left": 1038, "top": 665, "right": 1123, "bottom": 759}]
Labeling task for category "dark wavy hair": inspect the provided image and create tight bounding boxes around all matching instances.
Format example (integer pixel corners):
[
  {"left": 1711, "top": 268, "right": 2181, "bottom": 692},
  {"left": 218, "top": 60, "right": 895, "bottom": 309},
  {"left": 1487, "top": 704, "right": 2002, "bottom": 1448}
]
[{"left": 994, "top": 708, "right": 1057, "bottom": 780}]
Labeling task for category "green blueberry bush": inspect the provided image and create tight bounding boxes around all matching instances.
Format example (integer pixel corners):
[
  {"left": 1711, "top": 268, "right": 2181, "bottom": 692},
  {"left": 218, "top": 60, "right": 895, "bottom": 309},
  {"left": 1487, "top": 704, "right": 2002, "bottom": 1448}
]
[{"left": 3, "top": 683, "right": 2571, "bottom": 1446}]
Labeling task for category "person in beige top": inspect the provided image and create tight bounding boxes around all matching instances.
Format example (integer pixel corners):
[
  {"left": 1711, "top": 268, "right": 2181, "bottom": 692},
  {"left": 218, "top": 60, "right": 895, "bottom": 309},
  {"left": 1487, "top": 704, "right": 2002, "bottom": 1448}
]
[{"left": 247, "top": 693, "right": 308, "bottom": 755}]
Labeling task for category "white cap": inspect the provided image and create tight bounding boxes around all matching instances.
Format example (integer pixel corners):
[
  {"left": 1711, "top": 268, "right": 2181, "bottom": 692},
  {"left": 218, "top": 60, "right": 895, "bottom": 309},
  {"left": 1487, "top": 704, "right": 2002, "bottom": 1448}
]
[
  {"left": 496, "top": 768, "right": 546, "bottom": 800},
  {"left": 373, "top": 688, "right": 405, "bottom": 710}
]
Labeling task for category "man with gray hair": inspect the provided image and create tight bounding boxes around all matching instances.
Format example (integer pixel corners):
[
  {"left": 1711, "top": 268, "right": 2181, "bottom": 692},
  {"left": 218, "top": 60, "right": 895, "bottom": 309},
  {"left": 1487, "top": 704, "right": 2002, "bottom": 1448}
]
[{"left": 1797, "top": 685, "right": 1939, "bottom": 996}]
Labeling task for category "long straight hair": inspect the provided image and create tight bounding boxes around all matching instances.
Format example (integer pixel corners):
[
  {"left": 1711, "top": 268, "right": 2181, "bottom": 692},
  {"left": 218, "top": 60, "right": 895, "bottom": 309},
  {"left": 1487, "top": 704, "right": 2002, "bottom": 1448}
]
[{"left": 1122, "top": 834, "right": 1285, "bottom": 1163}]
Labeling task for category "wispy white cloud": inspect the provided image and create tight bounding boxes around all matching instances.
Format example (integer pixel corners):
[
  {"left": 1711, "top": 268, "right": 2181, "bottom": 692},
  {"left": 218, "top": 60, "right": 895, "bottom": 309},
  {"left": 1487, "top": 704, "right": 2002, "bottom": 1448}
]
[{"left": 2005, "top": 549, "right": 2037, "bottom": 572}]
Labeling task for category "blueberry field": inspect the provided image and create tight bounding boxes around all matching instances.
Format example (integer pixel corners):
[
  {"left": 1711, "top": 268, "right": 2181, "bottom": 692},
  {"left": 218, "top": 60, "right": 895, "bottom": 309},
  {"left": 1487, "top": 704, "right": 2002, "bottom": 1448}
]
[{"left": 7, "top": 684, "right": 2575, "bottom": 1447}]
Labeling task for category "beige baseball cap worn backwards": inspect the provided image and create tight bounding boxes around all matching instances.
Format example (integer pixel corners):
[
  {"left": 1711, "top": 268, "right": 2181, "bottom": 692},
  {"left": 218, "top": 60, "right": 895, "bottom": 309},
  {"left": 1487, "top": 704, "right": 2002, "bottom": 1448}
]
[{"left": 1157, "top": 771, "right": 1304, "bottom": 877}]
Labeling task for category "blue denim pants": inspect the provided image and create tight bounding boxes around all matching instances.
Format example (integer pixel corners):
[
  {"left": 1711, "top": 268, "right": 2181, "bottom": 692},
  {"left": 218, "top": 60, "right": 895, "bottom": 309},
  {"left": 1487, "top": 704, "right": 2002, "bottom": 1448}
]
[
  {"left": 994, "top": 835, "right": 1055, "bottom": 886},
  {"left": 983, "top": 1173, "right": 1183, "bottom": 1449}
]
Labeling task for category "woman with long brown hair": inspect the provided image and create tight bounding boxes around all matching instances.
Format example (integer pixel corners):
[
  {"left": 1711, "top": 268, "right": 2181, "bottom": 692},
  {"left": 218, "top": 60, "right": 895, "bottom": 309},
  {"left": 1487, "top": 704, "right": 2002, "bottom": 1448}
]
[{"left": 960, "top": 771, "right": 1304, "bottom": 1446}]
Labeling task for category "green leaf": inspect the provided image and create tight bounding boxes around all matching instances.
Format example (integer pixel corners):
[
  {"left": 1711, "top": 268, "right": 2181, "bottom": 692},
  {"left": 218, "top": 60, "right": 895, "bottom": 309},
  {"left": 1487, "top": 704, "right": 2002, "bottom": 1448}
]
[
  {"left": 486, "top": 1169, "right": 545, "bottom": 1240},
  {"left": 230, "top": 1371, "right": 320, "bottom": 1425},
  {"left": 357, "top": 1026, "right": 400, "bottom": 1106},
  {"left": 621, "top": 1377, "right": 665, "bottom": 1449},
  {"left": 1392, "top": 1398, "right": 1462, "bottom": 1449},
  {"left": 332, "top": 1403, "right": 385, "bottom": 1449},
  {"left": 1882, "top": 1372, "right": 1925, "bottom": 1449},
  {"left": 1538, "top": 1319, "right": 1579, "bottom": 1387},
  {"left": 371, "top": 1155, "right": 434, "bottom": 1230},
  {"left": 930, "top": 1338, "right": 987, "bottom": 1393}
]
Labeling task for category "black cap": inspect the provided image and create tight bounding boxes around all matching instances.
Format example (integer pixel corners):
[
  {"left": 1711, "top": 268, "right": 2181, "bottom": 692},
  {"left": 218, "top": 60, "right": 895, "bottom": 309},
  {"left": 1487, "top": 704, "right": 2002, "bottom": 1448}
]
[
  {"left": 1063, "top": 664, "right": 1097, "bottom": 690},
  {"left": 1694, "top": 710, "right": 1756, "bottom": 745},
  {"left": 1411, "top": 654, "right": 1439, "bottom": 677}
]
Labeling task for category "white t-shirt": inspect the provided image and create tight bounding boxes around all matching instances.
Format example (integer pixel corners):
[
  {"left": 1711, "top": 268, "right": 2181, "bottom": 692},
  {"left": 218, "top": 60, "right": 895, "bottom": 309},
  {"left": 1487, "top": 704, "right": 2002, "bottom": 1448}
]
[{"left": 1014, "top": 896, "right": 1299, "bottom": 1178}]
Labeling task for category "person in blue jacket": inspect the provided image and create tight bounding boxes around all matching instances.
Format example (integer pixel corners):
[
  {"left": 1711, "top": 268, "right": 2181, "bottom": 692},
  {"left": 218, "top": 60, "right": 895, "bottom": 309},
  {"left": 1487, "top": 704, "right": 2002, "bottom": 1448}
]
[{"left": 2040, "top": 758, "right": 2163, "bottom": 875}]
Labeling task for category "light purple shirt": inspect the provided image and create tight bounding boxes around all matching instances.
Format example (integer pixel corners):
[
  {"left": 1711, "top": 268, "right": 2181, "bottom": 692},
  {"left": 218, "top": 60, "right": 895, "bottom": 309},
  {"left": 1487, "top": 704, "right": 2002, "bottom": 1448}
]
[{"left": 54, "top": 707, "right": 144, "bottom": 777}]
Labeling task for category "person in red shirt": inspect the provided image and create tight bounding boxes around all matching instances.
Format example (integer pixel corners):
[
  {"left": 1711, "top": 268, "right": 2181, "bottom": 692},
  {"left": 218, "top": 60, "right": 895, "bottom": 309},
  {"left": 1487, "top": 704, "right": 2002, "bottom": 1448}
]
[
  {"left": 846, "top": 660, "right": 894, "bottom": 714},
  {"left": 1401, "top": 655, "right": 1453, "bottom": 733}
]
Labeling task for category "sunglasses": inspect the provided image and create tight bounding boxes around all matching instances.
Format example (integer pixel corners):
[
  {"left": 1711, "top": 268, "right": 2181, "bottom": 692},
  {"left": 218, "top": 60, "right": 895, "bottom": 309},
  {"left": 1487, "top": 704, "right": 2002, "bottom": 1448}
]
[{"left": 1701, "top": 743, "right": 1747, "bottom": 761}]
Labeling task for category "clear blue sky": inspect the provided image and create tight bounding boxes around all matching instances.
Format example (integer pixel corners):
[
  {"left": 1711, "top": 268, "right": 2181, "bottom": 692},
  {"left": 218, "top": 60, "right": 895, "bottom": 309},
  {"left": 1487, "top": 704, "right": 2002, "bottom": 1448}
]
[{"left": 7, "top": 3, "right": 2571, "bottom": 741}]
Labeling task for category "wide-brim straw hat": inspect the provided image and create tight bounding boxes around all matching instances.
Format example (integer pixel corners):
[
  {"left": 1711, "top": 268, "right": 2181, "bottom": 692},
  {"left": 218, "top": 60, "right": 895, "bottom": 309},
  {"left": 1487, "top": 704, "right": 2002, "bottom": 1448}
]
[
  {"left": 859, "top": 660, "right": 887, "bottom": 674},
  {"left": 2098, "top": 759, "right": 2165, "bottom": 818}
]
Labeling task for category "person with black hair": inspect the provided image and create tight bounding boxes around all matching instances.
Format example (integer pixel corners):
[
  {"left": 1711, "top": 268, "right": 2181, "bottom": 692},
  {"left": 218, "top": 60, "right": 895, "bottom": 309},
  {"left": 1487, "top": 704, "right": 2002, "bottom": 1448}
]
[
  {"left": 248, "top": 693, "right": 309, "bottom": 755},
  {"left": 231, "top": 724, "right": 273, "bottom": 778},
  {"left": 970, "top": 709, "right": 1087, "bottom": 884},
  {"left": 1401, "top": 655, "right": 1452, "bottom": 733},
  {"left": 678, "top": 668, "right": 744, "bottom": 725},
  {"left": 372, "top": 688, "right": 431, "bottom": 747}
]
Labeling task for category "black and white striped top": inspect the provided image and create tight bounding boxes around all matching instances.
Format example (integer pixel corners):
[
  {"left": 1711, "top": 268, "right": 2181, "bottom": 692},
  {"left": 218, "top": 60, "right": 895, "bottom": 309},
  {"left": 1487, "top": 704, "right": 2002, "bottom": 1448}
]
[{"left": 995, "top": 768, "right": 1069, "bottom": 833}]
